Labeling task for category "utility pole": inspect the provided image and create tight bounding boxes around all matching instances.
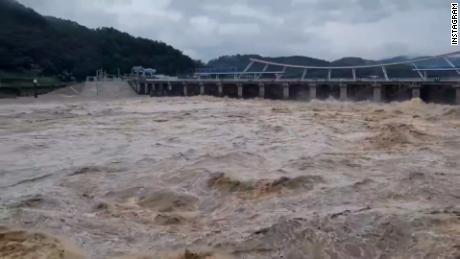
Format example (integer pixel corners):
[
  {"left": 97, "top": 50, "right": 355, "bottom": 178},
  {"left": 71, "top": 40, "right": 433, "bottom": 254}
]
[{"left": 33, "top": 78, "right": 38, "bottom": 98}]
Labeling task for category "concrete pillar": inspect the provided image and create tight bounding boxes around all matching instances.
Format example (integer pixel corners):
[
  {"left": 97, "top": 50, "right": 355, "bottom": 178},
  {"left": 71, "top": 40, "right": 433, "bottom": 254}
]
[
  {"left": 218, "top": 82, "right": 223, "bottom": 97},
  {"left": 153, "top": 83, "right": 158, "bottom": 96},
  {"left": 147, "top": 83, "right": 152, "bottom": 96},
  {"left": 455, "top": 85, "right": 460, "bottom": 105},
  {"left": 282, "top": 83, "right": 289, "bottom": 99},
  {"left": 411, "top": 84, "right": 421, "bottom": 99},
  {"left": 159, "top": 83, "right": 164, "bottom": 96},
  {"left": 182, "top": 83, "right": 188, "bottom": 96},
  {"left": 167, "top": 82, "right": 172, "bottom": 91},
  {"left": 339, "top": 83, "right": 347, "bottom": 101},
  {"left": 373, "top": 84, "right": 382, "bottom": 102},
  {"left": 309, "top": 83, "right": 317, "bottom": 100},
  {"left": 199, "top": 83, "right": 205, "bottom": 95},
  {"left": 237, "top": 84, "right": 243, "bottom": 98},
  {"left": 258, "top": 83, "right": 265, "bottom": 98},
  {"left": 139, "top": 83, "right": 146, "bottom": 95},
  {"left": 149, "top": 84, "right": 155, "bottom": 97}
]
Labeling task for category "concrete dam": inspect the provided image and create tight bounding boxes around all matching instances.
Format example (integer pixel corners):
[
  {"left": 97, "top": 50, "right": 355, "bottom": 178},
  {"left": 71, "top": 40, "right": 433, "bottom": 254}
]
[{"left": 129, "top": 51, "right": 460, "bottom": 105}]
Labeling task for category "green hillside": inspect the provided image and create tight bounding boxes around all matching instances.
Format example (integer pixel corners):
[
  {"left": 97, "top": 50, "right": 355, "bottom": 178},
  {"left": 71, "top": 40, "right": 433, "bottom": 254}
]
[{"left": 0, "top": 0, "right": 197, "bottom": 80}]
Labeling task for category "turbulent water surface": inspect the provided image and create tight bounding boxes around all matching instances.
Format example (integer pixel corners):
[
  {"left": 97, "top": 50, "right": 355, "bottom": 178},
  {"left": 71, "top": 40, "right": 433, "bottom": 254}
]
[{"left": 0, "top": 82, "right": 459, "bottom": 258}]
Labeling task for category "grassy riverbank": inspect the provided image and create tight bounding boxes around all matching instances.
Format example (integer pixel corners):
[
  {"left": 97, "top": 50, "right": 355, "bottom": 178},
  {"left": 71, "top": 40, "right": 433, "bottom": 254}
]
[{"left": 0, "top": 73, "right": 68, "bottom": 98}]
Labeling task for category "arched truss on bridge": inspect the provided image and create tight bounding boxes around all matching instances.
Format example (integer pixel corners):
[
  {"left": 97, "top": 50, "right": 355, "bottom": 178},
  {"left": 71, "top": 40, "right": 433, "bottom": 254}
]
[
  {"left": 244, "top": 51, "right": 460, "bottom": 81},
  {"left": 195, "top": 51, "right": 460, "bottom": 81}
]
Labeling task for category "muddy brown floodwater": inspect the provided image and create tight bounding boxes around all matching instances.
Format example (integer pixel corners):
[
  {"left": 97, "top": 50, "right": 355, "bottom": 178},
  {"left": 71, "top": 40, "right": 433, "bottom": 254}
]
[{"left": 0, "top": 82, "right": 459, "bottom": 258}]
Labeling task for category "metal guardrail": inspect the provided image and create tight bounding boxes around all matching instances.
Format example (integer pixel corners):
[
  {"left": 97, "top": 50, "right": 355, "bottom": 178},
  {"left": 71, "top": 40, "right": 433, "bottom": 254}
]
[{"left": 139, "top": 77, "right": 460, "bottom": 84}]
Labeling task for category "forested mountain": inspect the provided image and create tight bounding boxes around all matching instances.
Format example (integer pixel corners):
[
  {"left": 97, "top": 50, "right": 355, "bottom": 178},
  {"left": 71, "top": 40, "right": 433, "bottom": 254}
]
[{"left": 0, "top": 0, "right": 197, "bottom": 80}]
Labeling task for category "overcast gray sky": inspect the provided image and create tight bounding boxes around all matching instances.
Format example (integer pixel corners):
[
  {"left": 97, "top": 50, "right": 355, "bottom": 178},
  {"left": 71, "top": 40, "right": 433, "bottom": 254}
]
[{"left": 17, "top": 0, "right": 457, "bottom": 61}]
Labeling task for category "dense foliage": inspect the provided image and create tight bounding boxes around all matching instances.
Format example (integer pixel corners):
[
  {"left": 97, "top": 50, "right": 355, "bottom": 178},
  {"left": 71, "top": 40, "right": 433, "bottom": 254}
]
[{"left": 0, "top": 0, "right": 197, "bottom": 80}]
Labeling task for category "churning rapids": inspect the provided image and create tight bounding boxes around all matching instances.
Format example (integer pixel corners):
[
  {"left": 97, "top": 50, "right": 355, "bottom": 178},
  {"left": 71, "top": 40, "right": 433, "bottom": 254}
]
[{"left": 0, "top": 82, "right": 459, "bottom": 258}]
